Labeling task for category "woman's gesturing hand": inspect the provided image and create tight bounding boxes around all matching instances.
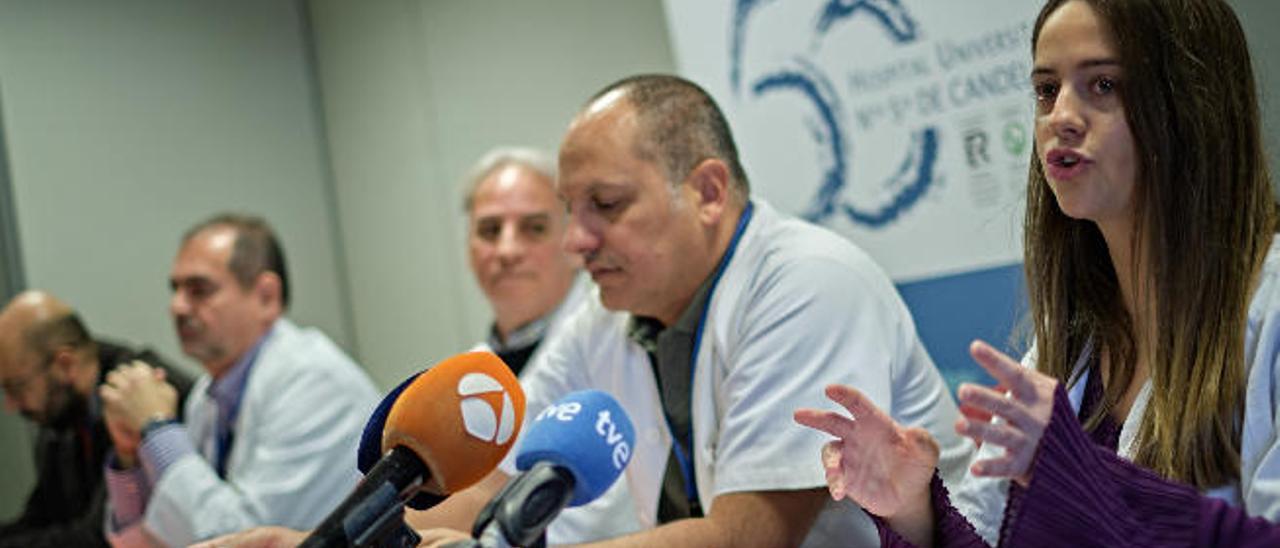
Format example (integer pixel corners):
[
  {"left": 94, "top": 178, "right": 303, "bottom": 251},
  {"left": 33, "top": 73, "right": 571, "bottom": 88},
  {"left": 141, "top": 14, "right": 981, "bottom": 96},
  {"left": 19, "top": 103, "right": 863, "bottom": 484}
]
[
  {"left": 955, "top": 340, "right": 1058, "bottom": 487},
  {"left": 794, "top": 384, "right": 939, "bottom": 534}
]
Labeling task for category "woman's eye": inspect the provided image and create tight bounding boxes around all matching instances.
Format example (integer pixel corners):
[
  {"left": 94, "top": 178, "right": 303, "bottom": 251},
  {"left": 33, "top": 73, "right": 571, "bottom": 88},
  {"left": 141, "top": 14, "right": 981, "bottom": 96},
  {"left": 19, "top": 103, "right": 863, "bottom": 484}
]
[
  {"left": 1033, "top": 81, "right": 1059, "bottom": 103},
  {"left": 1093, "top": 76, "right": 1118, "bottom": 95}
]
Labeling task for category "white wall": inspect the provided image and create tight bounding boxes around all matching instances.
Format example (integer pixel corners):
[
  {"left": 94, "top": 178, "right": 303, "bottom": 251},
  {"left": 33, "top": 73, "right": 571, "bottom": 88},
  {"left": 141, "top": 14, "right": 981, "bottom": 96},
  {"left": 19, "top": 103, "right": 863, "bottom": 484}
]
[
  {"left": 307, "top": 0, "right": 676, "bottom": 388},
  {"left": 1231, "top": 0, "right": 1280, "bottom": 179},
  {"left": 0, "top": 0, "right": 677, "bottom": 521},
  {"left": 0, "top": 0, "right": 352, "bottom": 518}
]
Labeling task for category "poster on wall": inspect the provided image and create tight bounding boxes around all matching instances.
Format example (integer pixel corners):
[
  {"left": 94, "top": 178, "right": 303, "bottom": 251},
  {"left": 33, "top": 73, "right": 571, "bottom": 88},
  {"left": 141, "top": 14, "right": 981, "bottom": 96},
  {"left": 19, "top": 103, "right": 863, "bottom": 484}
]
[
  {"left": 663, "top": 0, "right": 1040, "bottom": 283},
  {"left": 664, "top": 1, "right": 1043, "bottom": 388}
]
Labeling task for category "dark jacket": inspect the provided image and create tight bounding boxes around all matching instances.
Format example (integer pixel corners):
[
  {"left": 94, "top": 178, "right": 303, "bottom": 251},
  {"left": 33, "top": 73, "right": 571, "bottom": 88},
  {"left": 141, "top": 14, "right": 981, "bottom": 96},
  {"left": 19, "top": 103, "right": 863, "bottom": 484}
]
[{"left": 0, "top": 340, "right": 194, "bottom": 548}]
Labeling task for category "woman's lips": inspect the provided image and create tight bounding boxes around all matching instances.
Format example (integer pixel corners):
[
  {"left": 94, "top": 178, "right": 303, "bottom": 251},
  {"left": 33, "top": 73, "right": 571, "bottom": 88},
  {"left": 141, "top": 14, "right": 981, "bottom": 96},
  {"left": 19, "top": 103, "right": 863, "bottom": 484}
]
[{"left": 1044, "top": 148, "right": 1091, "bottom": 180}]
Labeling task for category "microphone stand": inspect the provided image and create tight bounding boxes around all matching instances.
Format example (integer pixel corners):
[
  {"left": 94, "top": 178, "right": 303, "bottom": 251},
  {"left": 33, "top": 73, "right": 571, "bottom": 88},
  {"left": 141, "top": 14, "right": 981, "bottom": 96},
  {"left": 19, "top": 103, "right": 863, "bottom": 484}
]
[
  {"left": 301, "top": 446, "right": 428, "bottom": 548},
  {"left": 449, "top": 462, "right": 576, "bottom": 548}
]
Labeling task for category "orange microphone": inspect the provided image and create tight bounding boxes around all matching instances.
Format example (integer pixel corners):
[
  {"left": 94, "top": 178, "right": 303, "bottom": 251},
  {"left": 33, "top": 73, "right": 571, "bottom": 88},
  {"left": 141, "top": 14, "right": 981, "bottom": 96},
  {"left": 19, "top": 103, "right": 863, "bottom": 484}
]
[
  {"left": 301, "top": 352, "right": 525, "bottom": 548},
  {"left": 383, "top": 351, "right": 526, "bottom": 495}
]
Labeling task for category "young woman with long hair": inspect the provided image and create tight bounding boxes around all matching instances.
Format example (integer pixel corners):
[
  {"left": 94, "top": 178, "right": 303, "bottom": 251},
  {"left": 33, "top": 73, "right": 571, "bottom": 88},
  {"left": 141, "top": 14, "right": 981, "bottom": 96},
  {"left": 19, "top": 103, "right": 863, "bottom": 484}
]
[{"left": 796, "top": 0, "right": 1280, "bottom": 545}]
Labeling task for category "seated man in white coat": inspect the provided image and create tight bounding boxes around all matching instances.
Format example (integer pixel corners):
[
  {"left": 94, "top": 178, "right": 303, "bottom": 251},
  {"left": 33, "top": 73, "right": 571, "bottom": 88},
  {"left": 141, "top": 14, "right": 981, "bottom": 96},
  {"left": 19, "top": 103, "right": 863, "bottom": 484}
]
[
  {"left": 463, "top": 147, "right": 640, "bottom": 543},
  {"left": 463, "top": 147, "right": 589, "bottom": 377},
  {"left": 99, "top": 213, "right": 379, "bottom": 546}
]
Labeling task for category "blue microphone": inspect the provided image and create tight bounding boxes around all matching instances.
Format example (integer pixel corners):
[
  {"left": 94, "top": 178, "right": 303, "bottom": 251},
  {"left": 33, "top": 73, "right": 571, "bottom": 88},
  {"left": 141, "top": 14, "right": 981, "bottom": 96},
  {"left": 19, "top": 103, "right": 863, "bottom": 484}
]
[
  {"left": 468, "top": 390, "right": 635, "bottom": 547},
  {"left": 515, "top": 389, "right": 635, "bottom": 505}
]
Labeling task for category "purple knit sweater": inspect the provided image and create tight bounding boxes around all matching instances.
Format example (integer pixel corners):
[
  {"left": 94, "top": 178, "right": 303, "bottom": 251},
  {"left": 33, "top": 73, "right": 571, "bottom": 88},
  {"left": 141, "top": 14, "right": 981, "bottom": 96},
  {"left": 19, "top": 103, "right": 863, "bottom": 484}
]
[{"left": 874, "top": 374, "right": 1280, "bottom": 547}]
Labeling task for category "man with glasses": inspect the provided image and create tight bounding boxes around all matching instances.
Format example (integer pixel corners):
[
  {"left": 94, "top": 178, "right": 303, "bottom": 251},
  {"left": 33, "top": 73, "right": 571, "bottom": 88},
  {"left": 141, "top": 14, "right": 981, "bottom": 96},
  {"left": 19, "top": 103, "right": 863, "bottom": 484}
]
[{"left": 0, "top": 290, "right": 193, "bottom": 548}]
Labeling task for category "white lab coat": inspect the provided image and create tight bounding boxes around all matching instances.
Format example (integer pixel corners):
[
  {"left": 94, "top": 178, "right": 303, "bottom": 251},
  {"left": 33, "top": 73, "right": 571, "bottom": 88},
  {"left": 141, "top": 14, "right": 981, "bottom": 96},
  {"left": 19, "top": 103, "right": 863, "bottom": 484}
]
[
  {"left": 507, "top": 200, "right": 972, "bottom": 546},
  {"left": 112, "top": 319, "right": 379, "bottom": 546}
]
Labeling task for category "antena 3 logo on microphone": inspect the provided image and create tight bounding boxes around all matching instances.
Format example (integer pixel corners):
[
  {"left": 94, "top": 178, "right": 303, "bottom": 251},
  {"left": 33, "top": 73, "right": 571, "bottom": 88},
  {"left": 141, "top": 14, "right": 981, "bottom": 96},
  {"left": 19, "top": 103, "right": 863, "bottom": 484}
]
[
  {"left": 458, "top": 372, "right": 517, "bottom": 444},
  {"left": 383, "top": 352, "right": 525, "bottom": 495}
]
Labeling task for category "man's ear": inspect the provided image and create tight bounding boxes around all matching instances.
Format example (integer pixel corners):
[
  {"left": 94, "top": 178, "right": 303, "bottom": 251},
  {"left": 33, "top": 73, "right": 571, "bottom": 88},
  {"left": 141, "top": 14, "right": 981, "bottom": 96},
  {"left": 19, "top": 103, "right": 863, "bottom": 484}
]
[
  {"left": 686, "top": 158, "right": 732, "bottom": 225},
  {"left": 48, "top": 347, "right": 77, "bottom": 383},
  {"left": 254, "top": 272, "right": 284, "bottom": 315}
]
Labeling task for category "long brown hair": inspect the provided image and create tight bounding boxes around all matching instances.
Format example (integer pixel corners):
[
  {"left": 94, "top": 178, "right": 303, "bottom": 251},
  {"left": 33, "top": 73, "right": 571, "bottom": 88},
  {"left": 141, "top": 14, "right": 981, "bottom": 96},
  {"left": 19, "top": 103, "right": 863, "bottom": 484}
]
[{"left": 1025, "top": 0, "right": 1277, "bottom": 489}]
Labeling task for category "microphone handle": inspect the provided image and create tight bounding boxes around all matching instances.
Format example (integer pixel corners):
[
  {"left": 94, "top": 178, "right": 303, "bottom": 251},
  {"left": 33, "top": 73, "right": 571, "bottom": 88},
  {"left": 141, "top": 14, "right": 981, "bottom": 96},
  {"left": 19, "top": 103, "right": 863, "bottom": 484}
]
[
  {"left": 476, "top": 462, "right": 574, "bottom": 548},
  {"left": 301, "top": 445, "right": 430, "bottom": 548},
  {"left": 470, "top": 465, "right": 525, "bottom": 539}
]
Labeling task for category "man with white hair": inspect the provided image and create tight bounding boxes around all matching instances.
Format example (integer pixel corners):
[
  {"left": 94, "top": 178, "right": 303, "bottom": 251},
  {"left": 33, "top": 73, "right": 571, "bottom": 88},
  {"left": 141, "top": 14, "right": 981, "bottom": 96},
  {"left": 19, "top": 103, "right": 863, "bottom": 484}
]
[
  {"left": 463, "top": 148, "right": 638, "bottom": 543},
  {"left": 463, "top": 148, "right": 587, "bottom": 376}
]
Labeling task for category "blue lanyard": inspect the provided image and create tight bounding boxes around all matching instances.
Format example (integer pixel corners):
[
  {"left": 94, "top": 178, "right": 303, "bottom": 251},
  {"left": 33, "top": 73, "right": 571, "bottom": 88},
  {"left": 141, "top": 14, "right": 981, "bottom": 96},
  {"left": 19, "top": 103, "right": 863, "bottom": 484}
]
[{"left": 665, "top": 201, "right": 755, "bottom": 509}]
